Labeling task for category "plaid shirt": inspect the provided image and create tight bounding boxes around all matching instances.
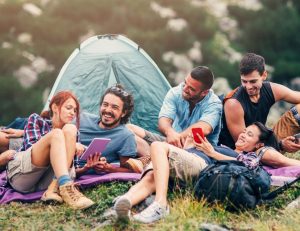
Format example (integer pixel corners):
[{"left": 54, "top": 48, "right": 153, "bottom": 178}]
[
  {"left": 19, "top": 113, "right": 52, "bottom": 152},
  {"left": 237, "top": 152, "right": 260, "bottom": 169}
]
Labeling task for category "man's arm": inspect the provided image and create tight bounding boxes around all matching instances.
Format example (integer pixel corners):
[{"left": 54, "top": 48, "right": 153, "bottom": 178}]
[
  {"left": 1, "top": 128, "right": 24, "bottom": 138},
  {"left": 158, "top": 88, "right": 184, "bottom": 147},
  {"left": 158, "top": 117, "right": 183, "bottom": 148},
  {"left": 271, "top": 83, "right": 300, "bottom": 103},
  {"left": 224, "top": 99, "right": 246, "bottom": 142},
  {"left": 180, "top": 121, "right": 212, "bottom": 141}
]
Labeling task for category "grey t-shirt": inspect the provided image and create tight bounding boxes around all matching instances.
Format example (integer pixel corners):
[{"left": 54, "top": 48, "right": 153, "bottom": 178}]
[{"left": 78, "top": 112, "right": 137, "bottom": 164}]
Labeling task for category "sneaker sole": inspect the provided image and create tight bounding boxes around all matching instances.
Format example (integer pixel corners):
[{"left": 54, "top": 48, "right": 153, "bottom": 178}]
[
  {"left": 41, "top": 196, "right": 63, "bottom": 204},
  {"left": 71, "top": 201, "right": 95, "bottom": 210},
  {"left": 114, "top": 198, "right": 131, "bottom": 219}
]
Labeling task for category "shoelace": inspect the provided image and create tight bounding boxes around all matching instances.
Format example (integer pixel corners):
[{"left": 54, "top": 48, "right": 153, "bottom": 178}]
[
  {"left": 140, "top": 202, "right": 164, "bottom": 217},
  {"left": 64, "top": 184, "right": 83, "bottom": 201}
]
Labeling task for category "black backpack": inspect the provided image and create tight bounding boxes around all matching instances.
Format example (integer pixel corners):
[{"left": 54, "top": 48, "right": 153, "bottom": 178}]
[
  {"left": 194, "top": 160, "right": 271, "bottom": 210},
  {"left": 194, "top": 159, "right": 300, "bottom": 210}
]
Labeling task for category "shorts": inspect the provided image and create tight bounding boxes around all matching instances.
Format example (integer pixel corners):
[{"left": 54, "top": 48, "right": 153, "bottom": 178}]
[
  {"left": 144, "top": 130, "right": 166, "bottom": 144},
  {"left": 141, "top": 144, "right": 208, "bottom": 183},
  {"left": 9, "top": 137, "right": 23, "bottom": 151},
  {"left": 273, "top": 107, "right": 300, "bottom": 140},
  {"left": 7, "top": 147, "right": 54, "bottom": 193}
]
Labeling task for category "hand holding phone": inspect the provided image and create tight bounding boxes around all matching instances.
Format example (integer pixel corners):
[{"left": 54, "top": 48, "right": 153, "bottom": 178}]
[{"left": 192, "top": 127, "right": 205, "bottom": 144}]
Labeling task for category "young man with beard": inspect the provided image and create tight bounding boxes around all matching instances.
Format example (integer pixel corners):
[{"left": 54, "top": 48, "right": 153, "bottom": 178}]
[
  {"left": 219, "top": 53, "right": 300, "bottom": 155},
  {"left": 127, "top": 66, "right": 223, "bottom": 150},
  {"left": 76, "top": 85, "right": 145, "bottom": 174}
]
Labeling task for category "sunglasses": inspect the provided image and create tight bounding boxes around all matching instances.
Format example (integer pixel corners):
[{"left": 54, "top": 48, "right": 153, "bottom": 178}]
[{"left": 109, "top": 86, "right": 129, "bottom": 97}]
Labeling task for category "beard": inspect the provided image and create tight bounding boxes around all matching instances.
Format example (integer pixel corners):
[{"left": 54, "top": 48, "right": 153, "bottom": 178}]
[
  {"left": 100, "top": 112, "right": 122, "bottom": 128},
  {"left": 182, "top": 92, "right": 202, "bottom": 103}
]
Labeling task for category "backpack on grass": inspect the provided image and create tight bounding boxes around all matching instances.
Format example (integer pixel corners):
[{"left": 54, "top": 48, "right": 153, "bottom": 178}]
[
  {"left": 194, "top": 159, "right": 300, "bottom": 210},
  {"left": 193, "top": 160, "right": 271, "bottom": 210}
]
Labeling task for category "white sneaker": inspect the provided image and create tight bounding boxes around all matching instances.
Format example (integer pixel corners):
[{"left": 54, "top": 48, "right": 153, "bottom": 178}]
[
  {"left": 113, "top": 195, "right": 132, "bottom": 220},
  {"left": 133, "top": 201, "right": 169, "bottom": 224}
]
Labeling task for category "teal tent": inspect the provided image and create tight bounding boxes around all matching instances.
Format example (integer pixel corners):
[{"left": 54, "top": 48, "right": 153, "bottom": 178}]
[{"left": 44, "top": 34, "right": 171, "bottom": 133}]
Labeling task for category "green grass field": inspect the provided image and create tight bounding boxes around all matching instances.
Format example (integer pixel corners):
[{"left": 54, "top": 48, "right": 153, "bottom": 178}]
[{"left": 1, "top": 153, "right": 300, "bottom": 231}]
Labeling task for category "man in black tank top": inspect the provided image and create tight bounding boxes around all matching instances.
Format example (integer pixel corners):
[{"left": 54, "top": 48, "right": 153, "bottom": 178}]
[{"left": 219, "top": 53, "right": 300, "bottom": 154}]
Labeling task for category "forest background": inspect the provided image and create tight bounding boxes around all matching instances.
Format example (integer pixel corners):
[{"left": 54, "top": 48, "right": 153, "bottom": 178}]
[{"left": 1, "top": 0, "right": 300, "bottom": 125}]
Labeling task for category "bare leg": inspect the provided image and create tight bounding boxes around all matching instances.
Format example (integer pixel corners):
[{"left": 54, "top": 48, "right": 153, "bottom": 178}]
[
  {"left": 127, "top": 124, "right": 147, "bottom": 138},
  {"left": 124, "top": 171, "right": 156, "bottom": 206},
  {"left": 135, "top": 136, "right": 150, "bottom": 157},
  {"left": 62, "top": 124, "right": 77, "bottom": 167},
  {"left": 0, "top": 150, "right": 15, "bottom": 166},
  {"left": 31, "top": 128, "right": 72, "bottom": 178},
  {"left": 151, "top": 141, "right": 171, "bottom": 207},
  {"left": 127, "top": 124, "right": 150, "bottom": 157}
]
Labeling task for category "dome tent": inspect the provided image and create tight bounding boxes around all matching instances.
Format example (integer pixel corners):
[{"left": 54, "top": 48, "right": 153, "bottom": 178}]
[{"left": 44, "top": 34, "right": 171, "bottom": 133}]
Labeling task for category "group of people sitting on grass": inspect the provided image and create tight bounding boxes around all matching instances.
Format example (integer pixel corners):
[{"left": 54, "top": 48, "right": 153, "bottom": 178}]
[{"left": 0, "top": 53, "right": 300, "bottom": 223}]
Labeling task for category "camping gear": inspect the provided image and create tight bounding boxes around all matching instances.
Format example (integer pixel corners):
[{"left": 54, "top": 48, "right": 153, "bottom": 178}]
[
  {"left": 194, "top": 160, "right": 300, "bottom": 210},
  {"left": 194, "top": 160, "right": 271, "bottom": 210},
  {"left": 44, "top": 34, "right": 171, "bottom": 133}
]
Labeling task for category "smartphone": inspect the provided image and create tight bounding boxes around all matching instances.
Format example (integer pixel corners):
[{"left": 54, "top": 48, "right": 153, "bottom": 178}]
[
  {"left": 294, "top": 133, "right": 300, "bottom": 144},
  {"left": 192, "top": 127, "right": 205, "bottom": 143}
]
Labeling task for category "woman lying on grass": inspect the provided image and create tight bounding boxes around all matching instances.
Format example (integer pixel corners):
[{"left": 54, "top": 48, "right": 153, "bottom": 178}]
[
  {"left": 113, "top": 122, "right": 300, "bottom": 223},
  {"left": 6, "top": 91, "right": 94, "bottom": 210}
]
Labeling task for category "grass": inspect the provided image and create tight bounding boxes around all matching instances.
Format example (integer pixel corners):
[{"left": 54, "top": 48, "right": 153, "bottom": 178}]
[
  {"left": 0, "top": 151, "right": 299, "bottom": 230},
  {"left": 0, "top": 179, "right": 299, "bottom": 231}
]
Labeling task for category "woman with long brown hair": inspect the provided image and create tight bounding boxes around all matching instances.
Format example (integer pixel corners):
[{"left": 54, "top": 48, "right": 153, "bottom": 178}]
[{"left": 6, "top": 91, "right": 94, "bottom": 209}]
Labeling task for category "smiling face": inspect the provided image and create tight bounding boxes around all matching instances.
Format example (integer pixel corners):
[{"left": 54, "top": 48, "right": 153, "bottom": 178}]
[
  {"left": 182, "top": 75, "right": 207, "bottom": 103},
  {"left": 235, "top": 124, "right": 264, "bottom": 152},
  {"left": 99, "top": 93, "right": 125, "bottom": 129},
  {"left": 52, "top": 97, "right": 77, "bottom": 127},
  {"left": 241, "top": 70, "right": 267, "bottom": 97}
]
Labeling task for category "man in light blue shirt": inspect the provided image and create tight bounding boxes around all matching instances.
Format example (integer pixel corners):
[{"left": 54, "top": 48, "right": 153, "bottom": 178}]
[{"left": 127, "top": 66, "right": 222, "bottom": 148}]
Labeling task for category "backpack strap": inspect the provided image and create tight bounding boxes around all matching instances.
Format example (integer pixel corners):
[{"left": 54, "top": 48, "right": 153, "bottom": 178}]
[
  {"left": 262, "top": 176, "right": 300, "bottom": 200},
  {"left": 223, "top": 87, "right": 239, "bottom": 105}
]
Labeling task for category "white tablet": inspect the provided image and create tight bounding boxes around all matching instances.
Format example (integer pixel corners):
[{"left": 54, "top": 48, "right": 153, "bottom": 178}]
[{"left": 79, "top": 138, "right": 111, "bottom": 160}]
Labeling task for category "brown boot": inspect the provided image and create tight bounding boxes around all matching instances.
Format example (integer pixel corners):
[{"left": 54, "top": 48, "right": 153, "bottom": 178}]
[
  {"left": 41, "top": 179, "right": 63, "bottom": 203},
  {"left": 59, "top": 182, "right": 95, "bottom": 210},
  {"left": 124, "top": 156, "right": 151, "bottom": 173}
]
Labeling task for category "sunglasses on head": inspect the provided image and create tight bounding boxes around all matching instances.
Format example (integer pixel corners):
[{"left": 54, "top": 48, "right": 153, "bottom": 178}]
[{"left": 109, "top": 86, "right": 129, "bottom": 97}]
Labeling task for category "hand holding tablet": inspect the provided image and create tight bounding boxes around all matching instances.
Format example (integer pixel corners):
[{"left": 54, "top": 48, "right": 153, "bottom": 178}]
[{"left": 79, "top": 138, "right": 111, "bottom": 160}]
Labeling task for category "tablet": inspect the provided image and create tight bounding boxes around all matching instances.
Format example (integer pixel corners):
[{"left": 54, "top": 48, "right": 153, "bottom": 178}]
[{"left": 79, "top": 138, "right": 111, "bottom": 160}]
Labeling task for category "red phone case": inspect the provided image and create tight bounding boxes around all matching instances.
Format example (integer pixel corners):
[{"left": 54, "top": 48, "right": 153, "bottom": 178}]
[{"left": 192, "top": 128, "right": 204, "bottom": 143}]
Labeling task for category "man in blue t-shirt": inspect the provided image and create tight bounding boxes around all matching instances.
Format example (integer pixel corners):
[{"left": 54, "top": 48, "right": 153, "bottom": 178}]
[{"left": 75, "top": 85, "right": 147, "bottom": 174}]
